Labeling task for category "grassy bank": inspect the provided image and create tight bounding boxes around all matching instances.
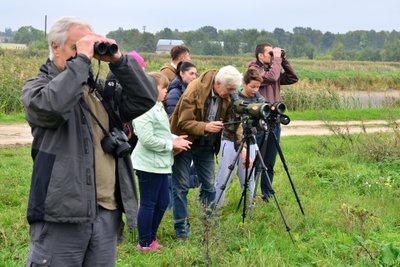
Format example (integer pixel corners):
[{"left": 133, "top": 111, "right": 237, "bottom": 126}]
[
  {"left": 286, "top": 106, "right": 400, "bottom": 121},
  {"left": 1, "top": 132, "right": 399, "bottom": 266}
]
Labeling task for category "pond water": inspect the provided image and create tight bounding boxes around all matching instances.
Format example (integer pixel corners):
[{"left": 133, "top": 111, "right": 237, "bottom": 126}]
[{"left": 338, "top": 89, "right": 400, "bottom": 108}]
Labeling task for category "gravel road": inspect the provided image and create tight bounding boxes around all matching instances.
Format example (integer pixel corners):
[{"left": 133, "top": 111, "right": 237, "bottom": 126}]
[{"left": 0, "top": 120, "right": 396, "bottom": 148}]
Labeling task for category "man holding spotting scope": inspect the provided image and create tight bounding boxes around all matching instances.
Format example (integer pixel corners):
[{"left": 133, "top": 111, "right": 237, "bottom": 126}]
[{"left": 248, "top": 43, "right": 298, "bottom": 201}]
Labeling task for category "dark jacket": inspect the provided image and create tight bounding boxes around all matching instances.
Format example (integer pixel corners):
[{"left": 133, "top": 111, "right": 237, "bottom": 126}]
[
  {"left": 169, "top": 69, "right": 242, "bottom": 154},
  {"left": 166, "top": 76, "right": 187, "bottom": 116},
  {"left": 21, "top": 54, "right": 157, "bottom": 231},
  {"left": 248, "top": 57, "right": 298, "bottom": 102}
]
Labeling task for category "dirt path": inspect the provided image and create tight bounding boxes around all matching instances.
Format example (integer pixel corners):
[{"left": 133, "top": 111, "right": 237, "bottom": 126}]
[
  {"left": 0, "top": 120, "right": 397, "bottom": 148},
  {"left": 0, "top": 123, "right": 33, "bottom": 148}
]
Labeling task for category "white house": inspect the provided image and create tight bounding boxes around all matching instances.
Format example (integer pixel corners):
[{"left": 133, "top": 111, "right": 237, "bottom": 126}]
[{"left": 156, "top": 39, "right": 184, "bottom": 54}]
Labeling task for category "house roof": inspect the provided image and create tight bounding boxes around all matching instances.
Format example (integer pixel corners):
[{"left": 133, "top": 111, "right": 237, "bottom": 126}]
[{"left": 156, "top": 39, "right": 184, "bottom": 46}]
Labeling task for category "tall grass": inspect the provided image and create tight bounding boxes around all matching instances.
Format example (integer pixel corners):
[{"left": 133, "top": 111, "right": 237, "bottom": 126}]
[
  {"left": 1, "top": 131, "right": 399, "bottom": 266},
  {"left": 1, "top": 49, "right": 400, "bottom": 114}
]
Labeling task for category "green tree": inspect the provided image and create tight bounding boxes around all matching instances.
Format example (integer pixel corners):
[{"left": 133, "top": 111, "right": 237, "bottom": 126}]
[
  {"left": 273, "top": 28, "right": 289, "bottom": 47},
  {"left": 29, "top": 39, "right": 48, "bottom": 50},
  {"left": 198, "top": 26, "right": 218, "bottom": 40},
  {"left": 203, "top": 41, "right": 223, "bottom": 55},
  {"left": 342, "top": 30, "right": 364, "bottom": 51},
  {"left": 359, "top": 32, "right": 368, "bottom": 49},
  {"left": 4, "top": 28, "right": 12, "bottom": 38},
  {"left": 290, "top": 34, "right": 308, "bottom": 57},
  {"left": 255, "top": 30, "right": 277, "bottom": 47},
  {"left": 321, "top": 31, "right": 335, "bottom": 52},
  {"left": 120, "top": 29, "right": 141, "bottom": 52},
  {"left": 293, "top": 27, "right": 322, "bottom": 51},
  {"left": 330, "top": 41, "right": 347, "bottom": 60},
  {"left": 381, "top": 39, "right": 400, "bottom": 61},
  {"left": 156, "top": 28, "right": 174, "bottom": 39},
  {"left": 182, "top": 30, "right": 207, "bottom": 47},
  {"left": 106, "top": 27, "right": 126, "bottom": 44},
  {"left": 222, "top": 30, "right": 240, "bottom": 55},
  {"left": 355, "top": 48, "right": 381, "bottom": 61},
  {"left": 13, "top": 26, "right": 44, "bottom": 44},
  {"left": 241, "top": 29, "right": 259, "bottom": 53},
  {"left": 137, "top": 32, "right": 156, "bottom": 52}
]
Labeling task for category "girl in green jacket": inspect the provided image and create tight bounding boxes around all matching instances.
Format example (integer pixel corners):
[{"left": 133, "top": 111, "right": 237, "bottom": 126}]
[{"left": 131, "top": 72, "right": 191, "bottom": 252}]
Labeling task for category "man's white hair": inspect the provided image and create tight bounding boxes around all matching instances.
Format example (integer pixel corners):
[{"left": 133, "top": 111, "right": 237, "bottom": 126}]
[
  {"left": 215, "top": 65, "right": 242, "bottom": 89},
  {"left": 48, "top": 16, "right": 92, "bottom": 60}
]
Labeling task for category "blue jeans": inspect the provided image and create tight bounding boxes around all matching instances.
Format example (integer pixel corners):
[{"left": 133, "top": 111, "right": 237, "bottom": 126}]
[
  {"left": 257, "top": 125, "right": 281, "bottom": 198},
  {"left": 167, "top": 163, "right": 198, "bottom": 209},
  {"left": 171, "top": 142, "right": 216, "bottom": 237},
  {"left": 136, "top": 170, "right": 169, "bottom": 247}
]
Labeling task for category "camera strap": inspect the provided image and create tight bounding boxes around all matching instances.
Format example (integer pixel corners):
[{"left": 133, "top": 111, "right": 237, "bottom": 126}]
[
  {"left": 79, "top": 99, "right": 108, "bottom": 136},
  {"left": 100, "top": 83, "right": 124, "bottom": 130},
  {"left": 86, "top": 67, "right": 124, "bottom": 132}
]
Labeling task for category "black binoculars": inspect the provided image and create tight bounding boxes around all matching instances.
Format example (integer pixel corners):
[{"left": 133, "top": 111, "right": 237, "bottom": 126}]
[
  {"left": 269, "top": 49, "right": 286, "bottom": 58},
  {"left": 94, "top": 42, "right": 118, "bottom": 56}
]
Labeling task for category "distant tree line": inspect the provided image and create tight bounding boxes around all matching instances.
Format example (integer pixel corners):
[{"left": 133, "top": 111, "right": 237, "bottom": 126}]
[{"left": 1, "top": 25, "right": 400, "bottom": 61}]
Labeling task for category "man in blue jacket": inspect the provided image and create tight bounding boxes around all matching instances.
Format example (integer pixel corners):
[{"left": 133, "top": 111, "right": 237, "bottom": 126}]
[{"left": 21, "top": 16, "right": 157, "bottom": 266}]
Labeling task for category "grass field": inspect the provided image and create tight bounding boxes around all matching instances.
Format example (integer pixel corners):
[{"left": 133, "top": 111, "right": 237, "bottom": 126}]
[{"left": 1, "top": 131, "right": 399, "bottom": 266}]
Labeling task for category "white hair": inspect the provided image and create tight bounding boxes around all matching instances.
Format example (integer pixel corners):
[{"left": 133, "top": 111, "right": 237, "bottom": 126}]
[
  {"left": 48, "top": 16, "right": 92, "bottom": 60},
  {"left": 215, "top": 65, "right": 242, "bottom": 89}
]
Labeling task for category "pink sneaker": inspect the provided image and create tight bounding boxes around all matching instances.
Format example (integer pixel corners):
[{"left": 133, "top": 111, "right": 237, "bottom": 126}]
[
  {"left": 149, "top": 240, "right": 162, "bottom": 251},
  {"left": 136, "top": 244, "right": 152, "bottom": 253}
]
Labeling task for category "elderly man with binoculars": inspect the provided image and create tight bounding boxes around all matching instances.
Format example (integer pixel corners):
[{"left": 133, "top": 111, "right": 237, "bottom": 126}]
[{"left": 21, "top": 16, "right": 157, "bottom": 266}]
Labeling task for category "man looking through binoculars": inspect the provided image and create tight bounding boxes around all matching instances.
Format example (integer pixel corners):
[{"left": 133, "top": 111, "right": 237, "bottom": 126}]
[
  {"left": 22, "top": 16, "right": 157, "bottom": 266},
  {"left": 248, "top": 43, "right": 299, "bottom": 201}
]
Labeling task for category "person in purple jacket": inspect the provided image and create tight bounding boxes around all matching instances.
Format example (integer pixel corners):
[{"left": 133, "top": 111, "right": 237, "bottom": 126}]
[{"left": 248, "top": 43, "right": 298, "bottom": 201}]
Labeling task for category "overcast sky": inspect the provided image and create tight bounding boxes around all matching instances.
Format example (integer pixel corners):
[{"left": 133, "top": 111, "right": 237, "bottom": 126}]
[{"left": 1, "top": 0, "right": 399, "bottom": 36}]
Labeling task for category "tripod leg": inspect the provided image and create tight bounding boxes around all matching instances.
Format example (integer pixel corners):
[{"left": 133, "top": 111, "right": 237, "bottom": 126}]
[
  {"left": 270, "top": 130, "right": 305, "bottom": 215},
  {"left": 236, "top": 144, "right": 256, "bottom": 211},
  {"left": 236, "top": 132, "right": 262, "bottom": 222},
  {"left": 238, "top": 136, "right": 252, "bottom": 223},
  {"left": 254, "top": 144, "right": 295, "bottom": 244},
  {"left": 213, "top": 139, "right": 246, "bottom": 213}
]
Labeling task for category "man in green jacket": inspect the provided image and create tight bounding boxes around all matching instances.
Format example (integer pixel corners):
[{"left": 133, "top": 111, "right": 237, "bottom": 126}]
[{"left": 169, "top": 65, "right": 244, "bottom": 239}]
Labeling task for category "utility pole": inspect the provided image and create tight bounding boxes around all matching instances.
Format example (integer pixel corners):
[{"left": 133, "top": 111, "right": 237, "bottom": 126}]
[
  {"left": 142, "top": 26, "right": 146, "bottom": 33},
  {"left": 44, "top": 15, "right": 47, "bottom": 39}
]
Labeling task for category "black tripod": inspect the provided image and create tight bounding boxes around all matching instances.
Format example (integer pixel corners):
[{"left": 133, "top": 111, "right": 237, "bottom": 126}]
[
  {"left": 251, "top": 120, "right": 305, "bottom": 216},
  {"left": 214, "top": 118, "right": 295, "bottom": 243}
]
